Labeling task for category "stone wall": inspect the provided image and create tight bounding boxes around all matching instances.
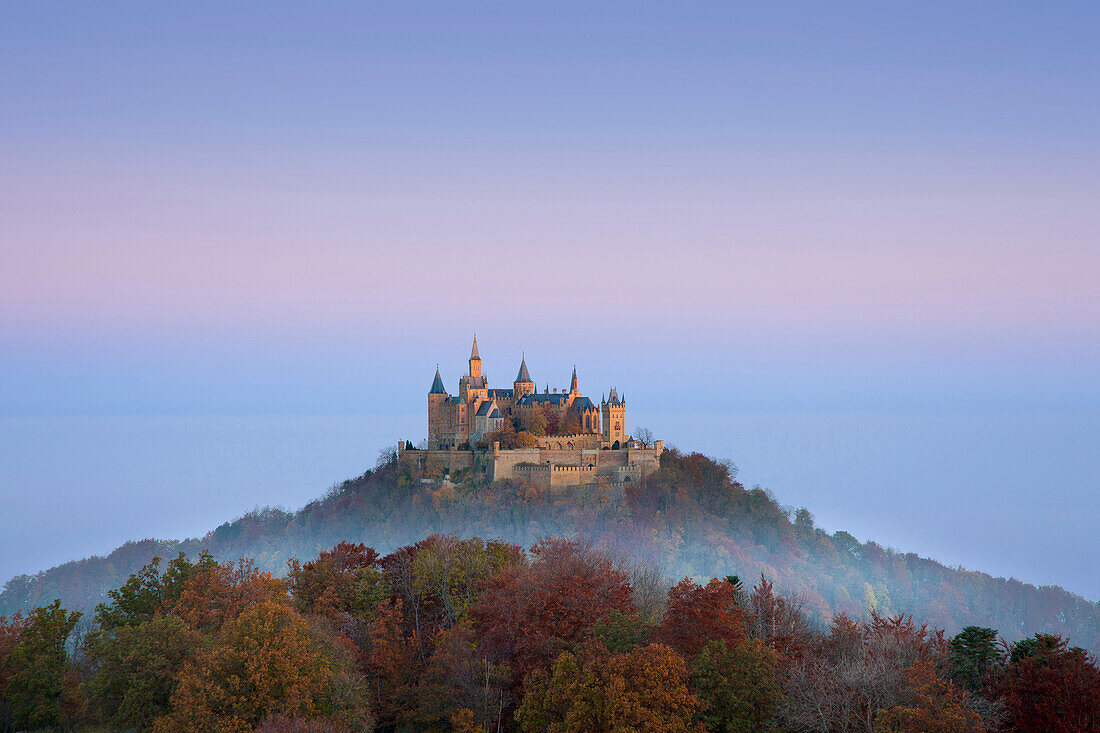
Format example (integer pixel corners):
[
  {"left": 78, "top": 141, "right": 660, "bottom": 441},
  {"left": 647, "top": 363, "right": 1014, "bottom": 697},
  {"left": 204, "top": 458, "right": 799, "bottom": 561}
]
[{"left": 399, "top": 441, "right": 664, "bottom": 486}]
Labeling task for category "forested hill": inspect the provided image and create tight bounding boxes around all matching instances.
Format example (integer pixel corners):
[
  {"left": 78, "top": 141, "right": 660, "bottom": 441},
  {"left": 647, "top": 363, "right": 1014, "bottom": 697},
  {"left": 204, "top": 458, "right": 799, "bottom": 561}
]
[{"left": 3, "top": 449, "right": 1098, "bottom": 652}]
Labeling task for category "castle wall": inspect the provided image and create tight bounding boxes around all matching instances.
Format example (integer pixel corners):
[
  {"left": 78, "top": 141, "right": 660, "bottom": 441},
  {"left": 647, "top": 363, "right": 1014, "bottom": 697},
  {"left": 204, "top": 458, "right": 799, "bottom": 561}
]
[{"left": 535, "top": 433, "right": 601, "bottom": 451}]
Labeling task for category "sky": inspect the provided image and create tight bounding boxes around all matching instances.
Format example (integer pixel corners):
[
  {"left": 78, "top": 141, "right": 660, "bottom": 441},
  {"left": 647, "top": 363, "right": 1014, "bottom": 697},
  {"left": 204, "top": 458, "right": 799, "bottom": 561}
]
[{"left": 2, "top": 3, "right": 1098, "bottom": 598}]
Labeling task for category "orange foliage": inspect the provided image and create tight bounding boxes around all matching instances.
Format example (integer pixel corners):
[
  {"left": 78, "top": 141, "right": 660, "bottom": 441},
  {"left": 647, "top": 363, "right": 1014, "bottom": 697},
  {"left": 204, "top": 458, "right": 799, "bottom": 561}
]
[
  {"left": 875, "top": 660, "right": 984, "bottom": 733},
  {"left": 170, "top": 557, "right": 286, "bottom": 632},
  {"left": 153, "top": 601, "right": 370, "bottom": 733}
]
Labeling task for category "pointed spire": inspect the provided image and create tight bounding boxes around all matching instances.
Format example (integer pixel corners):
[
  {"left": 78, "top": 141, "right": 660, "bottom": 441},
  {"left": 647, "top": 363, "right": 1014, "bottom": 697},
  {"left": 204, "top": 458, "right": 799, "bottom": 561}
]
[
  {"left": 515, "top": 354, "right": 532, "bottom": 383},
  {"left": 470, "top": 335, "right": 480, "bottom": 360},
  {"left": 429, "top": 366, "right": 447, "bottom": 394},
  {"left": 570, "top": 365, "right": 578, "bottom": 393}
]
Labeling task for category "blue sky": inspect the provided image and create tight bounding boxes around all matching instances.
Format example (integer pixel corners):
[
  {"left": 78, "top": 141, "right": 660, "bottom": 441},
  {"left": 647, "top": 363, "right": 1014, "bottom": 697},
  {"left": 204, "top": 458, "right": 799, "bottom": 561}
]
[{"left": 2, "top": 2, "right": 1098, "bottom": 597}]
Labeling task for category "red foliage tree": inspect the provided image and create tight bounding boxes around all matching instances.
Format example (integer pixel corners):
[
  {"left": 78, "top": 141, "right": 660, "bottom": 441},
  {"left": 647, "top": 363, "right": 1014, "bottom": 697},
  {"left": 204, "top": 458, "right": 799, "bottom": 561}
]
[
  {"left": 286, "top": 541, "right": 383, "bottom": 618},
  {"left": 1001, "top": 634, "right": 1100, "bottom": 732},
  {"left": 657, "top": 577, "right": 745, "bottom": 658},
  {"left": 471, "top": 538, "right": 634, "bottom": 684}
]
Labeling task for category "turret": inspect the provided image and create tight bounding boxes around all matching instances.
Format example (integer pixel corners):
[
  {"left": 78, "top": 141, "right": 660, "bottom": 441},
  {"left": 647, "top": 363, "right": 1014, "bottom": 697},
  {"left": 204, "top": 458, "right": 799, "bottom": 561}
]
[
  {"left": 468, "top": 335, "right": 482, "bottom": 378},
  {"left": 513, "top": 354, "right": 535, "bottom": 399},
  {"left": 570, "top": 365, "right": 578, "bottom": 395}
]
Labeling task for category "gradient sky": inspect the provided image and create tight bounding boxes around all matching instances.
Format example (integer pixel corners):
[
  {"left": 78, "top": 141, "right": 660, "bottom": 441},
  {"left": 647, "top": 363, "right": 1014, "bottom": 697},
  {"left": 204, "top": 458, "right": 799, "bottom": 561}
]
[{"left": 2, "top": 3, "right": 1098, "bottom": 598}]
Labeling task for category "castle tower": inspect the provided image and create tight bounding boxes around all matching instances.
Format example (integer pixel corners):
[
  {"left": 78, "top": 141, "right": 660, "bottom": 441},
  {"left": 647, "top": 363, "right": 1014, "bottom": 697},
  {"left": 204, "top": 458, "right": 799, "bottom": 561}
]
[
  {"left": 468, "top": 335, "right": 481, "bottom": 378},
  {"left": 570, "top": 365, "right": 579, "bottom": 395},
  {"left": 513, "top": 354, "right": 535, "bottom": 399},
  {"left": 601, "top": 387, "right": 626, "bottom": 447},
  {"left": 427, "top": 367, "right": 448, "bottom": 448}
]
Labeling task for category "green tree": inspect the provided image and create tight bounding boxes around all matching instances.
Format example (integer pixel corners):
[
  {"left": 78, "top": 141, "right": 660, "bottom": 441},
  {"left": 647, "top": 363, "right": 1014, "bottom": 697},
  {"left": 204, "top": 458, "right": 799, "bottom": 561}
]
[
  {"left": 592, "top": 610, "right": 648, "bottom": 655},
  {"left": 0, "top": 600, "right": 83, "bottom": 731},
  {"left": 85, "top": 616, "right": 205, "bottom": 731},
  {"left": 691, "top": 639, "right": 782, "bottom": 732},
  {"left": 949, "top": 626, "right": 1004, "bottom": 692}
]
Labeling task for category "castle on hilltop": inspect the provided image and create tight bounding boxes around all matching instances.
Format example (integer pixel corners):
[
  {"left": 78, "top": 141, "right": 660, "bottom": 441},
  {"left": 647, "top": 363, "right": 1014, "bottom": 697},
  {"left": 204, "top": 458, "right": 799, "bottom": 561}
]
[{"left": 398, "top": 337, "right": 663, "bottom": 488}]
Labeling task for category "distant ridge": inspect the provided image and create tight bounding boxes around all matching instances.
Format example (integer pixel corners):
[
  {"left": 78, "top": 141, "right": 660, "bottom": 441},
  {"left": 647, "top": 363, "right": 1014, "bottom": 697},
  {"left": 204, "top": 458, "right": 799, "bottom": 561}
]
[{"left": 3, "top": 450, "right": 1098, "bottom": 653}]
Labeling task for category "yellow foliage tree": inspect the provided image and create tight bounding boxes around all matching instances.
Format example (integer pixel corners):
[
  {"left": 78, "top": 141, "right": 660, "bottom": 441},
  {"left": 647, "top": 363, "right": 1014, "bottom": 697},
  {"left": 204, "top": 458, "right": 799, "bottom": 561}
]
[{"left": 153, "top": 601, "right": 371, "bottom": 733}]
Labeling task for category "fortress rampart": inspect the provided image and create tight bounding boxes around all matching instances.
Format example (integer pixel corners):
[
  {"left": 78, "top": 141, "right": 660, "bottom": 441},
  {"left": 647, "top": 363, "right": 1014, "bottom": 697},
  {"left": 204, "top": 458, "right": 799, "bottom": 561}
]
[{"left": 397, "top": 439, "right": 663, "bottom": 489}]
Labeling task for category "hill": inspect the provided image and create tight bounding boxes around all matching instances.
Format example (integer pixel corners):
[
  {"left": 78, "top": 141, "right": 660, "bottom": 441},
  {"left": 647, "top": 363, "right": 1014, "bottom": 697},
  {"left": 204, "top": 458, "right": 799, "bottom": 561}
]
[{"left": 2, "top": 448, "right": 1098, "bottom": 653}]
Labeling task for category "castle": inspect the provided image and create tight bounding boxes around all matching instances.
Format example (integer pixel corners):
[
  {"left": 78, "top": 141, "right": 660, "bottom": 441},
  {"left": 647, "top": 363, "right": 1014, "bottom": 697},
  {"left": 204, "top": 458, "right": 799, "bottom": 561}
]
[{"left": 398, "top": 337, "right": 663, "bottom": 488}]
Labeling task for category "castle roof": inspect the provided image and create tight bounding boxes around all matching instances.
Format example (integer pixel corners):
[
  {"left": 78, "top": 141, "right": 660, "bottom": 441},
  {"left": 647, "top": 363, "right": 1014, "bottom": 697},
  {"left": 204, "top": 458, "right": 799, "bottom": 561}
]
[
  {"left": 463, "top": 375, "right": 487, "bottom": 388},
  {"left": 518, "top": 392, "right": 569, "bottom": 407},
  {"left": 475, "top": 400, "right": 496, "bottom": 416},
  {"left": 606, "top": 387, "right": 621, "bottom": 405},
  {"left": 470, "top": 336, "right": 480, "bottom": 360},
  {"left": 572, "top": 396, "right": 595, "bottom": 411},
  {"left": 515, "top": 356, "right": 532, "bottom": 383},
  {"left": 489, "top": 407, "right": 502, "bottom": 419},
  {"left": 429, "top": 368, "right": 447, "bottom": 394}
]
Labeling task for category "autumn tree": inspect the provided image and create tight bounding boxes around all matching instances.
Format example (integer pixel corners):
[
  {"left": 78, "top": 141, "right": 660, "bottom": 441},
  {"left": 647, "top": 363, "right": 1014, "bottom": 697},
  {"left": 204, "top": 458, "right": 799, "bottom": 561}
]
[
  {"left": 515, "top": 430, "right": 539, "bottom": 448},
  {"left": 0, "top": 600, "right": 83, "bottom": 732},
  {"left": 85, "top": 615, "right": 205, "bottom": 731},
  {"left": 541, "top": 407, "right": 561, "bottom": 436},
  {"left": 361, "top": 598, "right": 419, "bottom": 728},
  {"left": 516, "top": 639, "right": 697, "bottom": 733},
  {"left": 287, "top": 541, "right": 385, "bottom": 619},
  {"left": 517, "top": 410, "right": 547, "bottom": 436},
  {"left": 658, "top": 577, "right": 745, "bottom": 658},
  {"left": 1000, "top": 633, "right": 1100, "bottom": 733},
  {"left": 169, "top": 556, "right": 287, "bottom": 632},
  {"left": 154, "top": 601, "right": 371, "bottom": 733},
  {"left": 406, "top": 622, "right": 512, "bottom": 732},
  {"left": 691, "top": 638, "right": 783, "bottom": 733},
  {"left": 410, "top": 535, "right": 525, "bottom": 631},
  {"left": 746, "top": 574, "right": 813, "bottom": 662},
  {"left": 874, "top": 660, "right": 984, "bottom": 733},
  {"left": 782, "top": 612, "right": 951, "bottom": 733},
  {"left": 472, "top": 538, "right": 634, "bottom": 683}
]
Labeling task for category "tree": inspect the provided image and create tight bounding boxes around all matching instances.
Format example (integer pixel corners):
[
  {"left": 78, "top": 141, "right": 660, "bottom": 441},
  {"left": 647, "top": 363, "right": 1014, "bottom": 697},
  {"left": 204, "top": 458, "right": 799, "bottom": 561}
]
[
  {"left": 518, "top": 410, "right": 547, "bottom": 436},
  {"left": 85, "top": 616, "right": 205, "bottom": 731},
  {"left": 154, "top": 601, "right": 372, "bottom": 733},
  {"left": 632, "top": 427, "right": 654, "bottom": 448},
  {"left": 691, "top": 639, "right": 783, "bottom": 733},
  {"left": 94, "top": 552, "right": 196, "bottom": 632},
  {"left": 592, "top": 610, "right": 648, "bottom": 655},
  {"left": 472, "top": 539, "right": 634, "bottom": 683},
  {"left": 287, "top": 542, "right": 385, "bottom": 619},
  {"left": 949, "top": 626, "right": 1004, "bottom": 693},
  {"left": 1001, "top": 633, "right": 1100, "bottom": 733},
  {"left": 0, "top": 600, "right": 83, "bottom": 732},
  {"left": 658, "top": 578, "right": 745, "bottom": 658},
  {"left": 407, "top": 622, "right": 512, "bottom": 732},
  {"left": 410, "top": 535, "right": 525, "bottom": 631},
  {"left": 541, "top": 407, "right": 561, "bottom": 436},
  {"left": 169, "top": 556, "right": 287, "bottom": 633},
  {"left": 874, "top": 660, "right": 984, "bottom": 733},
  {"left": 515, "top": 430, "right": 540, "bottom": 448},
  {"left": 516, "top": 640, "right": 697, "bottom": 733}
]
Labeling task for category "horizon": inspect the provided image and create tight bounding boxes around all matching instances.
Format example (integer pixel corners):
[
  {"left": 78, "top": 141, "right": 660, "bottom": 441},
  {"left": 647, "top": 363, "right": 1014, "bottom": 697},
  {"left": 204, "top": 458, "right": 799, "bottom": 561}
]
[{"left": 3, "top": 2, "right": 1099, "bottom": 606}]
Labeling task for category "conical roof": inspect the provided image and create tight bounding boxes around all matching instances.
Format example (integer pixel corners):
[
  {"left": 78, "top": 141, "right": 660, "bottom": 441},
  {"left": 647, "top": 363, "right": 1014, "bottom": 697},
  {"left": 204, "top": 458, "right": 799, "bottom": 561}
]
[
  {"left": 470, "top": 335, "right": 480, "bottom": 360},
  {"left": 429, "top": 367, "right": 447, "bottom": 394},
  {"left": 515, "top": 355, "right": 532, "bottom": 383}
]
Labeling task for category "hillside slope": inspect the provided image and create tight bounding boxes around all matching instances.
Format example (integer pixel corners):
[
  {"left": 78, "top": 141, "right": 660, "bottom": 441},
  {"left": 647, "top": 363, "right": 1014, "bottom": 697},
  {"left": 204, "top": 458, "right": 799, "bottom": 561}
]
[{"left": 3, "top": 449, "right": 1098, "bottom": 652}]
